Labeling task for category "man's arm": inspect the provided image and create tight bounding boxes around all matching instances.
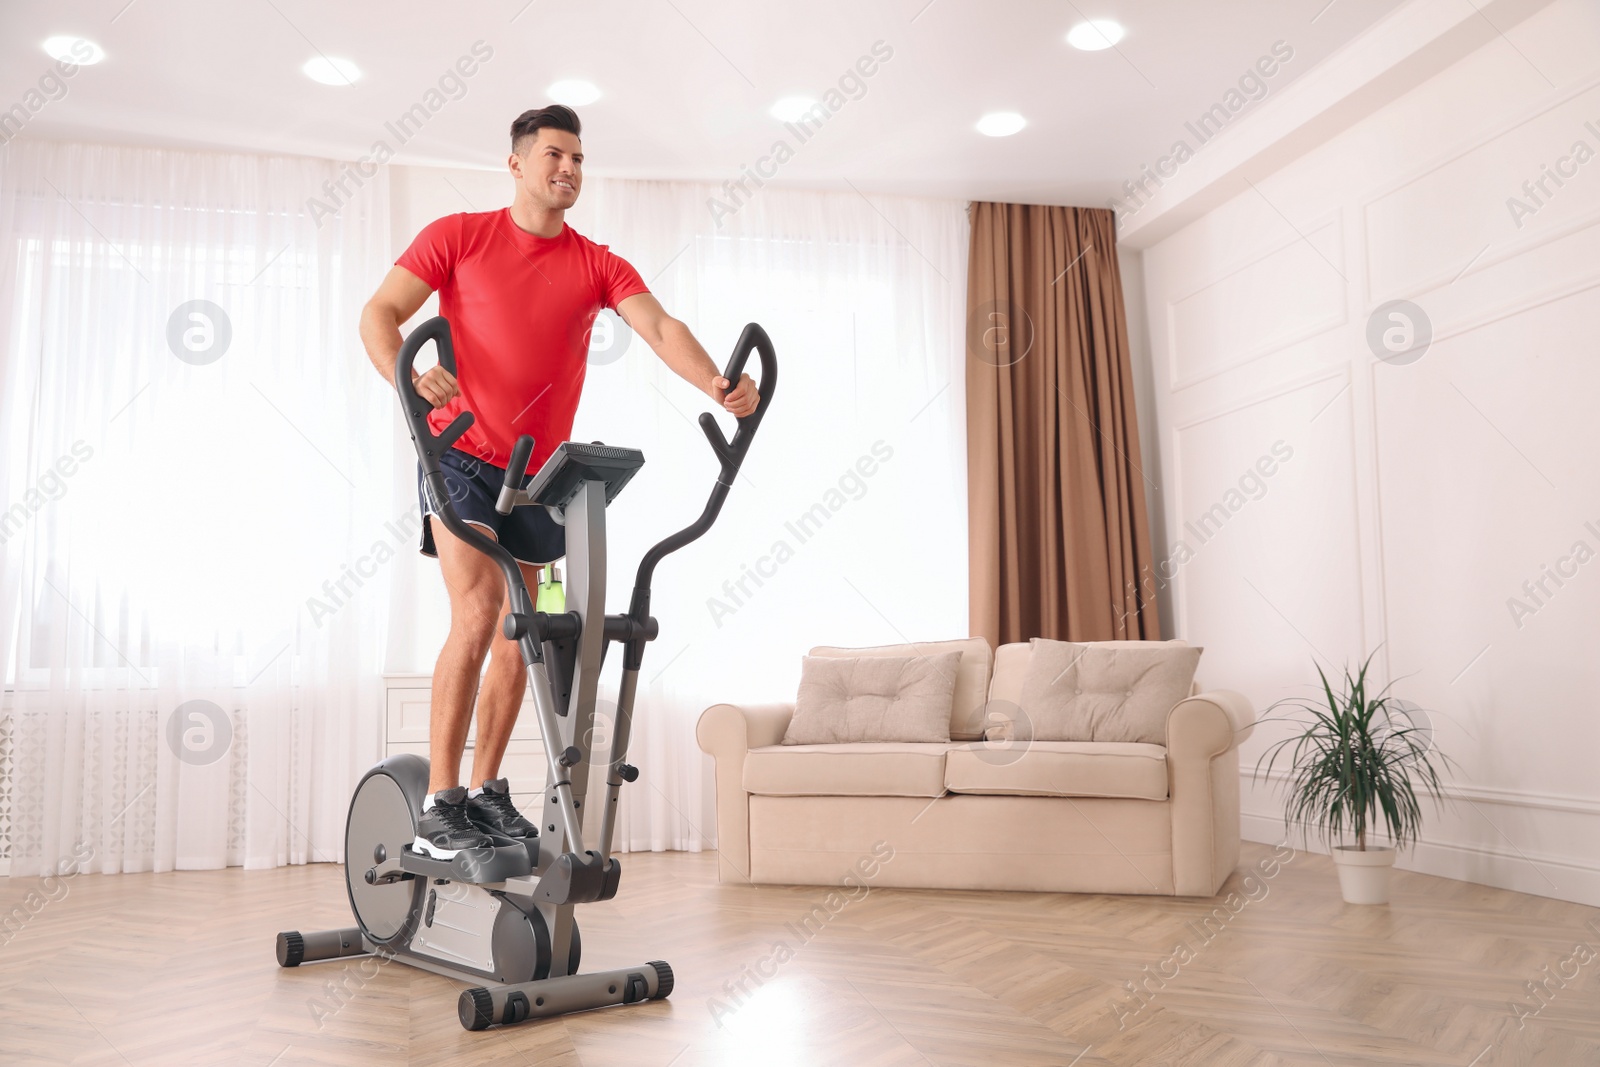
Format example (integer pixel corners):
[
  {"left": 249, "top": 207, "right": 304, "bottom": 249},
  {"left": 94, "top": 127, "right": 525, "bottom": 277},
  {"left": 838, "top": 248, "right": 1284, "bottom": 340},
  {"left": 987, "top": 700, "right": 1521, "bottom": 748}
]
[
  {"left": 616, "top": 293, "right": 759, "bottom": 418},
  {"left": 360, "top": 266, "right": 457, "bottom": 409}
]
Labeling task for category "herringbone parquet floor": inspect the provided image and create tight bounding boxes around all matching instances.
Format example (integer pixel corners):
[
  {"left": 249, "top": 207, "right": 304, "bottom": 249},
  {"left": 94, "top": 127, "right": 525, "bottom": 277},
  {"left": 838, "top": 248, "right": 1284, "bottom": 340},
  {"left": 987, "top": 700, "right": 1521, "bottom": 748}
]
[{"left": 1, "top": 843, "right": 1596, "bottom": 1066}]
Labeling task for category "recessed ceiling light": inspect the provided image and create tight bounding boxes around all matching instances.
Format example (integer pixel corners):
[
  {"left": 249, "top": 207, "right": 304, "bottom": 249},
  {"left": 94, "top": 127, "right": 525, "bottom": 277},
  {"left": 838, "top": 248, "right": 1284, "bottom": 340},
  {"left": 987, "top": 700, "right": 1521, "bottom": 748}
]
[
  {"left": 42, "top": 36, "right": 105, "bottom": 65},
  {"left": 548, "top": 80, "right": 601, "bottom": 106},
  {"left": 770, "top": 96, "right": 821, "bottom": 123},
  {"left": 1066, "top": 20, "right": 1125, "bottom": 51},
  {"left": 1062, "top": 19, "right": 1126, "bottom": 51},
  {"left": 976, "top": 112, "right": 1026, "bottom": 137},
  {"left": 303, "top": 56, "right": 361, "bottom": 86}
]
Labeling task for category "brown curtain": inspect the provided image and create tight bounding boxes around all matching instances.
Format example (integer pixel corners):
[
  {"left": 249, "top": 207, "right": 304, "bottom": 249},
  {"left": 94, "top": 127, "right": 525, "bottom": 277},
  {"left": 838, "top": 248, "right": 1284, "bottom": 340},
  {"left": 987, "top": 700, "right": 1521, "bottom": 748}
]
[{"left": 966, "top": 201, "right": 1161, "bottom": 646}]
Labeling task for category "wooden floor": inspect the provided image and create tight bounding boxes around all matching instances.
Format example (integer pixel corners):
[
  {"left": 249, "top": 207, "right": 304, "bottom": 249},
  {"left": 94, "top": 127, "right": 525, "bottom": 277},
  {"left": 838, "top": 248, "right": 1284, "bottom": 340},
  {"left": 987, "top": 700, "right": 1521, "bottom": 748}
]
[{"left": 2, "top": 843, "right": 1597, "bottom": 1066}]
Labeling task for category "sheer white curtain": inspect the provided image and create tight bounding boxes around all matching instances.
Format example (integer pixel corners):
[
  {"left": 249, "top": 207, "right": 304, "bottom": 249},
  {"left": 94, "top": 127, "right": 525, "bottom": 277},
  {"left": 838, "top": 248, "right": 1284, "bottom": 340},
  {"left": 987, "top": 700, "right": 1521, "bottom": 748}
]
[
  {"left": 0, "top": 141, "right": 394, "bottom": 875},
  {"left": 555, "top": 178, "right": 969, "bottom": 851}
]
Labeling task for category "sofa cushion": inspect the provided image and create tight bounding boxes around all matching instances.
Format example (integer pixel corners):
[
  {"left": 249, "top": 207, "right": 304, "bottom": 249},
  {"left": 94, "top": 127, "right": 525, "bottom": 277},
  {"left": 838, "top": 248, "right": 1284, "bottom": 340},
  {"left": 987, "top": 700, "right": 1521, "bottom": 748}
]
[
  {"left": 808, "top": 638, "right": 992, "bottom": 740},
  {"left": 745, "top": 743, "right": 955, "bottom": 798},
  {"left": 784, "top": 651, "right": 962, "bottom": 744},
  {"left": 945, "top": 741, "right": 1169, "bottom": 800},
  {"left": 1013, "top": 640, "right": 1201, "bottom": 744}
]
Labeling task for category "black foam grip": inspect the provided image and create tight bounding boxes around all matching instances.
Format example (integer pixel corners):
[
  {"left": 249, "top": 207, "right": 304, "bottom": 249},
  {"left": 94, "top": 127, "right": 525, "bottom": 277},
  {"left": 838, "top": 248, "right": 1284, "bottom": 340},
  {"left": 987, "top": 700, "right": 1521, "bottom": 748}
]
[{"left": 506, "top": 434, "right": 535, "bottom": 487}]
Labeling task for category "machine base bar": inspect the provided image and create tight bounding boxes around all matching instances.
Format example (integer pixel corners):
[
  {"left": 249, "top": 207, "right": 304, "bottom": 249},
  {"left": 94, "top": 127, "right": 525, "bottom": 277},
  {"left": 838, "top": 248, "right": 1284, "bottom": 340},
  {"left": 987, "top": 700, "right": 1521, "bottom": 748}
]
[
  {"left": 459, "top": 960, "right": 673, "bottom": 1030},
  {"left": 276, "top": 927, "right": 368, "bottom": 967}
]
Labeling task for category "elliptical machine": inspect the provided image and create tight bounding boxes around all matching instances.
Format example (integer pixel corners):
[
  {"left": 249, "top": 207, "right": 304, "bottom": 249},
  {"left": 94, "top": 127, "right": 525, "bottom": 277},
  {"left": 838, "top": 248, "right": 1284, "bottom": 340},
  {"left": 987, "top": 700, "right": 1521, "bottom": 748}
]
[{"left": 276, "top": 315, "right": 775, "bottom": 1031}]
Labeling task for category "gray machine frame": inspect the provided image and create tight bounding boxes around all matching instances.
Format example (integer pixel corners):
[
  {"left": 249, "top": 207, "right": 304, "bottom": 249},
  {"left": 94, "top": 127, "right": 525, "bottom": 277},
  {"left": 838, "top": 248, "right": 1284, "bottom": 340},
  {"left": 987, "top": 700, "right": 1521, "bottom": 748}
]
[{"left": 276, "top": 315, "right": 775, "bottom": 1030}]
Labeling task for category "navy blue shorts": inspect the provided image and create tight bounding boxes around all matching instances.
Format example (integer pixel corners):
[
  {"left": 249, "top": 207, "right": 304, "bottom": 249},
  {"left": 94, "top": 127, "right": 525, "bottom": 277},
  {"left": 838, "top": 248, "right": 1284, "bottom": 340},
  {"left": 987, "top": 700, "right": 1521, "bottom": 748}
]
[{"left": 417, "top": 447, "right": 565, "bottom": 567}]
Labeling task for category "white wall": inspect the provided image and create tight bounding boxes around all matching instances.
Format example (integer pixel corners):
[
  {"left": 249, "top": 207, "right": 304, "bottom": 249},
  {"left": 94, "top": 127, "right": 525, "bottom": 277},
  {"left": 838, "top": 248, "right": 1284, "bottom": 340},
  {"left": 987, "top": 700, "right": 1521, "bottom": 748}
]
[
  {"left": 1134, "top": 0, "right": 1600, "bottom": 904},
  {"left": 1116, "top": 246, "right": 1175, "bottom": 636}
]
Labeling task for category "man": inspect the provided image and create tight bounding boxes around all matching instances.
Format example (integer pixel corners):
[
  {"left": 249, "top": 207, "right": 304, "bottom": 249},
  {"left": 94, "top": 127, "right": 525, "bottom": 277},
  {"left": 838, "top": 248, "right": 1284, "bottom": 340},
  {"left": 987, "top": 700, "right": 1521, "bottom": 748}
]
[{"left": 360, "top": 105, "right": 758, "bottom": 858}]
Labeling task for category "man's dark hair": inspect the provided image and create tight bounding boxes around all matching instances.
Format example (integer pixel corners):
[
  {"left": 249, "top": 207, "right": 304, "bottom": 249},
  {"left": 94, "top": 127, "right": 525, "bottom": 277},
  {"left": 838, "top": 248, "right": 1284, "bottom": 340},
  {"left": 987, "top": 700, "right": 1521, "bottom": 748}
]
[{"left": 510, "top": 106, "right": 581, "bottom": 155}]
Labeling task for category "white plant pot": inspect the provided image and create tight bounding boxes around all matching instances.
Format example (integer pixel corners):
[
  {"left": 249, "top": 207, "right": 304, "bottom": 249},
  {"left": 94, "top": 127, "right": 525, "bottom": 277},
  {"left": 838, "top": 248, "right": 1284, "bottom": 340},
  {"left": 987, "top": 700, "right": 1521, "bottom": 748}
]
[{"left": 1332, "top": 845, "right": 1395, "bottom": 904}]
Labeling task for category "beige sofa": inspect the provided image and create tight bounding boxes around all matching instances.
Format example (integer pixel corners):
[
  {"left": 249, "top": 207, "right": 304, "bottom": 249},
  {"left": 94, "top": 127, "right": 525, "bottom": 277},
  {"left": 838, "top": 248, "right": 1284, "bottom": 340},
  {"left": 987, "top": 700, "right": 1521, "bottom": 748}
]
[{"left": 696, "top": 637, "right": 1256, "bottom": 896}]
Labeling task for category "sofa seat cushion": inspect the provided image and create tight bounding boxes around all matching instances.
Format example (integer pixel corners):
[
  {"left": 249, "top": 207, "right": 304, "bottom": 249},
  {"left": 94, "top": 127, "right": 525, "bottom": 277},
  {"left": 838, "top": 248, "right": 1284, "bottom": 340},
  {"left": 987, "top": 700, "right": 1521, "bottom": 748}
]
[
  {"left": 945, "top": 741, "right": 1169, "bottom": 800},
  {"left": 744, "top": 742, "right": 956, "bottom": 798}
]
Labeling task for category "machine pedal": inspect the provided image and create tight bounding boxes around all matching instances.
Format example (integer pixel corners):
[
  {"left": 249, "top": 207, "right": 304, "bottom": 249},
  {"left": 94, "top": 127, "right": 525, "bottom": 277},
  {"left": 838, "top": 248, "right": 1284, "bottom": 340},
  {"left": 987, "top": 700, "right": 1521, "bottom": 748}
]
[{"left": 400, "top": 843, "right": 532, "bottom": 884}]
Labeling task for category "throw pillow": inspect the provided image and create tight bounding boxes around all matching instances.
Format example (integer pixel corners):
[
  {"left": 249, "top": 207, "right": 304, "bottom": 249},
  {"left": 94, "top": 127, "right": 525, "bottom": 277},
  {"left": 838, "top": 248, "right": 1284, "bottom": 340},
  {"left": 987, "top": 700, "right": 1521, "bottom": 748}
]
[
  {"left": 783, "top": 651, "right": 963, "bottom": 744},
  {"left": 1009, "top": 640, "right": 1201, "bottom": 744}
]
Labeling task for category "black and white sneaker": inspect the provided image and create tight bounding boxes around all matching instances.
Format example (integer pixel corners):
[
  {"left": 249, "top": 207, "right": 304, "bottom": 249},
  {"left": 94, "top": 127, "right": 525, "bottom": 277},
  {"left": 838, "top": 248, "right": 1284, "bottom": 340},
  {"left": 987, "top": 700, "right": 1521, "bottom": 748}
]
[
  {"left": 413, "top": 786, "right": 495, "bottom": 859},
  {"left": 467, "top": 778, "right": 539, "bottom": 840}
]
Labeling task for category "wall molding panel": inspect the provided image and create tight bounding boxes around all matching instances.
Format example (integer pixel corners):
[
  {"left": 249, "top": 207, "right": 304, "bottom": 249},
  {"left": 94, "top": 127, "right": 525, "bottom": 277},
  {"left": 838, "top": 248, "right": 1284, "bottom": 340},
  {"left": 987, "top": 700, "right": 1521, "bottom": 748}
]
[
  {"left": 1167, "top": 212, "right": 1348, "bottom": 391},
  {"left": 1136, "top": 0, "right": 1600, "bottom": 906}
]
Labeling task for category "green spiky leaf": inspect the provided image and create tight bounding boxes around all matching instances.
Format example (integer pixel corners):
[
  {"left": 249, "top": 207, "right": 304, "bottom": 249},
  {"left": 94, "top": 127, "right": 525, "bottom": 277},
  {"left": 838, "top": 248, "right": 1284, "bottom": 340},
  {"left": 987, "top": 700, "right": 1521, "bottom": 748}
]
[{"left": 1252, "top": 651, "right": 1454, "bottom": 854}]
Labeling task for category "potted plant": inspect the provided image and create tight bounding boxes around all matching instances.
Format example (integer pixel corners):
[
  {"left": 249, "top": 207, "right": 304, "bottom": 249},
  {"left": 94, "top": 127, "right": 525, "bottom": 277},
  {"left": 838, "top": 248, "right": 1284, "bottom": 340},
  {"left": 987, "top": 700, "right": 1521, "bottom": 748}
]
[{"left": 1253, "top": 653, "right": 1450, "bottom": 904}]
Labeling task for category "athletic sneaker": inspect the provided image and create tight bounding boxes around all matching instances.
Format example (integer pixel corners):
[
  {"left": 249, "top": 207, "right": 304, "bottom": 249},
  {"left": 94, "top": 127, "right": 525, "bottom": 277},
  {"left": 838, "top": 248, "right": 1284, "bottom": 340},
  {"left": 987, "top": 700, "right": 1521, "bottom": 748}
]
[
  {"left": 467, "top": 778, "right": 539, "bottom": 840},
  {"left": 414, "top": 786, "right": 495, "bottom": 858}
]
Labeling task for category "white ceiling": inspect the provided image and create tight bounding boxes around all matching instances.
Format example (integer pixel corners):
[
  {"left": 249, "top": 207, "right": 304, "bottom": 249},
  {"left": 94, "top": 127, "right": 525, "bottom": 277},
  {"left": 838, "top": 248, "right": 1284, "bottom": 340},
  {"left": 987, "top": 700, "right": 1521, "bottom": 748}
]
[{"left": 3, "top": 0, "right": 1406, "bottom": 206}]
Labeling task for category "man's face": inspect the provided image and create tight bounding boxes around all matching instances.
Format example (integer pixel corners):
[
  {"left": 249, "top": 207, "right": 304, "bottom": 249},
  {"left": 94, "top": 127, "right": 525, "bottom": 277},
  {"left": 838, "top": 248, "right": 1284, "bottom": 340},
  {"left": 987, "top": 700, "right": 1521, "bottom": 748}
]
[{"left": 513, "top": 128, "right": 582, "bottom": 210}]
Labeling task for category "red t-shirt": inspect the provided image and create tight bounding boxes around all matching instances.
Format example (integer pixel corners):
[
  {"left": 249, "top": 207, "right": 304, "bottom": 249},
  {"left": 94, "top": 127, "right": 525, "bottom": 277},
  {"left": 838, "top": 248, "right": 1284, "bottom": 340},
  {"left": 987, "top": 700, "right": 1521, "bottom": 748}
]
[{"left": 395, "top": 209, "right": 650, "bottom": 476}]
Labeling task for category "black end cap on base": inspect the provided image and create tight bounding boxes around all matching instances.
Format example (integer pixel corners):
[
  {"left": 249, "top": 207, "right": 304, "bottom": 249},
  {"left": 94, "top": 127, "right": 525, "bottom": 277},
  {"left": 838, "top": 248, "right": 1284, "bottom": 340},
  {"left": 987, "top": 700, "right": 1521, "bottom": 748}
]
[
  {"left": 459, "top": 987, "right": 494, "bottom": 1031},
  {"left": 276, "top": 931, "right": 305, "bottom": 968},
  {"left": 649, "top": 959, "right": 674, "bottom": 999}
]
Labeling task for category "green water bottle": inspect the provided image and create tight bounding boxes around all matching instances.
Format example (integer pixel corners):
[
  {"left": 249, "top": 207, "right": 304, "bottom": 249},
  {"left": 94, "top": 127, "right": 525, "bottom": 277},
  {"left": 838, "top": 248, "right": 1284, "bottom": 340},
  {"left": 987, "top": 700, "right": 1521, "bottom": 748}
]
[{"left": 536, "top": 563, "right": 565, "bottom": 613}]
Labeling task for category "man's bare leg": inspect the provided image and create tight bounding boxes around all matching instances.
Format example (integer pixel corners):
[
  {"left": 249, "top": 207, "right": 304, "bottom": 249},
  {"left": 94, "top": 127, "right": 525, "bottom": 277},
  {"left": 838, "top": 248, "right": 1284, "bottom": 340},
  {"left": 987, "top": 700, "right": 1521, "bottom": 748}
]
[
  {"left": 469, "top": 558, "right": 544, "bottom": 788},
  {"left": 427, "top": 515, "right": 507, "bottom": 795}
]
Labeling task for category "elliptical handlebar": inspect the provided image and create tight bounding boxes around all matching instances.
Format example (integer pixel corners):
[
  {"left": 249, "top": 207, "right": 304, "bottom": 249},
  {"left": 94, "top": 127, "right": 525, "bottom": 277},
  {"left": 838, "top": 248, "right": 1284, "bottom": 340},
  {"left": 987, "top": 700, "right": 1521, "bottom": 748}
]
[
  {"left": 501, "top": 434, "right": 537, "bottom": 509},
  {"left": 624, "top": 323, "right": 777, "bottom": 665},
  {"left": 697, "top": 322, "right": 777, "bottom": 488},
  {"left": 395, "top": 316, "right": 535, "bottom": 620},
  {"left": 396, "top": 316, "right": 473, "bottom": 460}
]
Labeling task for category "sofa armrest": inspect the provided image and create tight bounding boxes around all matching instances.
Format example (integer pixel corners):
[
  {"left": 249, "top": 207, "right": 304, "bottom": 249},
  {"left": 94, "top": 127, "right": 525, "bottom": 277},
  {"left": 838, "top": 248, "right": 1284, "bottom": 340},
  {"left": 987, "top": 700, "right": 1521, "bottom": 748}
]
[
  {"left": 696, "top": 701, "right": 795, "bottom": 755},
  {"left": 1166, "top": 690, "right": 1255, "bottom": 757},
  {"left": 695, "top": 702, "right": 795, "bottom": 884},
  {"left": 1166, "top": 690, "right": 1254, "bottom": 896}
]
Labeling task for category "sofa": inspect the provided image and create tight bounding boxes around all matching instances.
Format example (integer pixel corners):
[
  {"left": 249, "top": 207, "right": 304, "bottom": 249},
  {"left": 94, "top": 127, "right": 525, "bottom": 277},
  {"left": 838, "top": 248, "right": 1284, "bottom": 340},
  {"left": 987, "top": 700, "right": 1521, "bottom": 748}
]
[{"left": 695, "top": 637, "right": 1256, "bottom": 896}]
